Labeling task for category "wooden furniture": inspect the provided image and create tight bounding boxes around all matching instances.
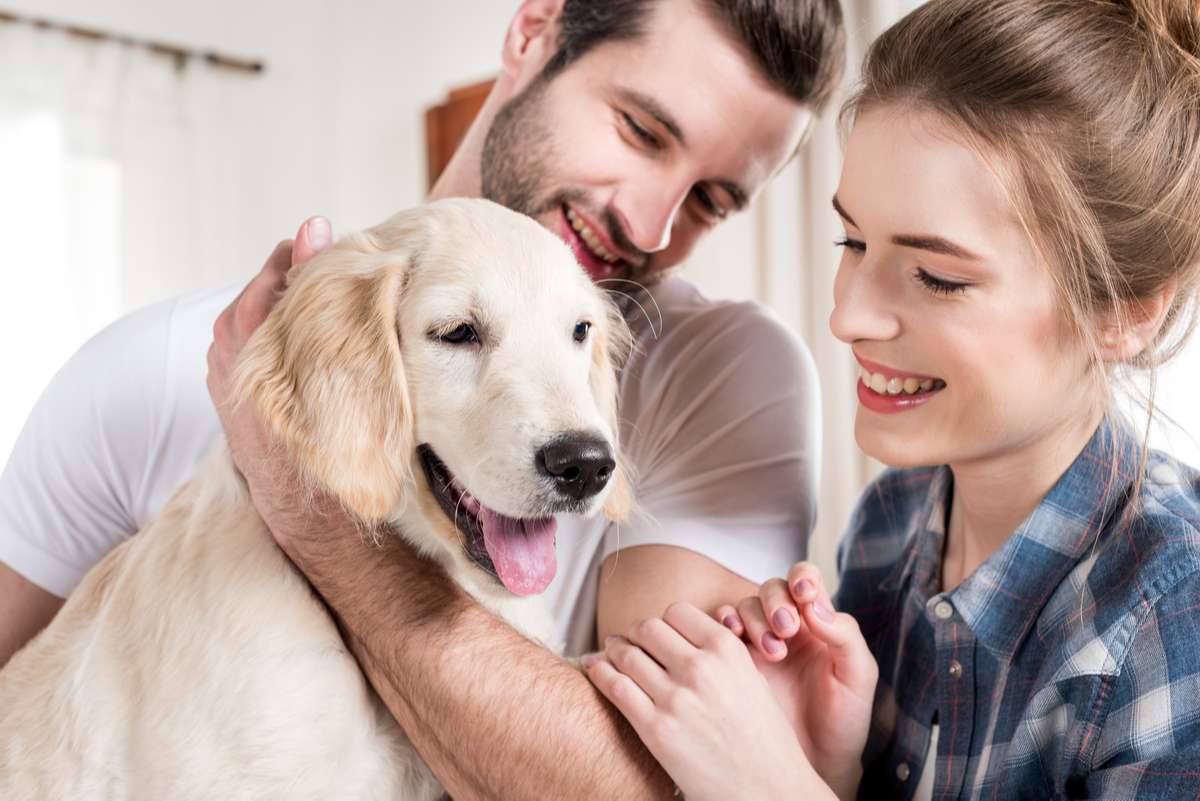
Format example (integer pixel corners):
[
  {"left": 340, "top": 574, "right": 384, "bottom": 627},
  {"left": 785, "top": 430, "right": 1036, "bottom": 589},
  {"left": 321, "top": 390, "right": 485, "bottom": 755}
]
[{"left": 424, "top": 78, "right": 495, "bottom": 190}]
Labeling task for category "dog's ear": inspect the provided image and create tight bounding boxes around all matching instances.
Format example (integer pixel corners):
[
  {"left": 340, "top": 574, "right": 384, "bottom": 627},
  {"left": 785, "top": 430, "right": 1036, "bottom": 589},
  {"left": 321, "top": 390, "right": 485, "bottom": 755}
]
[
  {"left": 232, "top": 231, "right": 416, "bottom": 523},
  {"left": 592, "top": 299, "right": 634, "bottom": 523}
]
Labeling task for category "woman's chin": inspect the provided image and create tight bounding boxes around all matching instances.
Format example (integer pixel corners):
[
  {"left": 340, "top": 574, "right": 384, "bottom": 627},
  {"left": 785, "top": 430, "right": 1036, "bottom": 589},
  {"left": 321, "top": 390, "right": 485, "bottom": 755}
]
[{"left": 854, "top": 422, "right": 942, "bottom": 471}]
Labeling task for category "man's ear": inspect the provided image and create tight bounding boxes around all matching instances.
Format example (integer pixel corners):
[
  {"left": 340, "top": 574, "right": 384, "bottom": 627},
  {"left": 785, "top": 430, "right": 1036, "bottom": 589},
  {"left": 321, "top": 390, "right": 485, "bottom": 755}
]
[
  {"left": 232, "top": 234, "right": 414, "bottom": 523},
  {"left": 501, "top": 0, "right": 565, "bottom": 84},
  {"left": 592, "top": 299, "right": 634, "bottom": 523},
  {"left": 1097, "top": 280, "right": 1178, "bottom": 364}
]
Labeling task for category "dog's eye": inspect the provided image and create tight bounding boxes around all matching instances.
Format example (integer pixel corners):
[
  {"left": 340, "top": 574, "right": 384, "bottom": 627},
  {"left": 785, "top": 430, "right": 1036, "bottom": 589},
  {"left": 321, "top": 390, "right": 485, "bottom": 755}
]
[
  {"left": 440, "top": 323, "right": 479, "bottom": 345},
  {"left": 573, "top": 321, "right": 592, "bottom": 343}
]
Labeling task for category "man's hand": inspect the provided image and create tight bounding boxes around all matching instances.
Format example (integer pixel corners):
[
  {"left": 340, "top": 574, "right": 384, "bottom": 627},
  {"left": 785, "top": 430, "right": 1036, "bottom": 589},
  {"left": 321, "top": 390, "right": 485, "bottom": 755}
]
[
  {"left": 206, "top": 216, "right": 332, "bottom": 546},
  {"left": 203, "top": 218, "right": 679, "bottom": 800},
  {"left": 717, "top": 562, "right": 877, "bottom": 801}
]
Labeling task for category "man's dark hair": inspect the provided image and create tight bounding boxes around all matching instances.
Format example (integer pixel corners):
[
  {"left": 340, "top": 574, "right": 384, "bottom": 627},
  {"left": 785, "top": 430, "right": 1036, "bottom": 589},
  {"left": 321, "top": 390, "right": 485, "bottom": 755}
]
[{"left": 541, "top": 0, "right": 846, "bottom": 110}]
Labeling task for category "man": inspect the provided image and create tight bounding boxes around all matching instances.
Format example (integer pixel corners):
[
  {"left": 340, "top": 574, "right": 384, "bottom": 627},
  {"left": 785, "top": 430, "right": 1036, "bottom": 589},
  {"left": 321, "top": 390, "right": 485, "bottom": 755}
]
[{"left": 0, "top": 0, "right": 843, "bottom": 797}]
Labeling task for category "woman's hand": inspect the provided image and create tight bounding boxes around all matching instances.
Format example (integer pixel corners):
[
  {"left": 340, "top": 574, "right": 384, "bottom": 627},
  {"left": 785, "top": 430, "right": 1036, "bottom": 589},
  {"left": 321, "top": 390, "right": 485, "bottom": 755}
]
[
  {"left": 584, "top": 601, "right": 838, "bottom": 801},
  {"left": 718, "top": 562, "right": 877, "bottom": 801}
]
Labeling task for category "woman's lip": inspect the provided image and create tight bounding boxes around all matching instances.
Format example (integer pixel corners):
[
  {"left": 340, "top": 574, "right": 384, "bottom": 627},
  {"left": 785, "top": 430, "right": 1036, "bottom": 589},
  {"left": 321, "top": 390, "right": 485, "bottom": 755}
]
[
  {"left": 857, "top": 377, "right": 942, "bottom": 414},
  {"left": 854, "top": 353, "right": 941, "bottom": 383}
]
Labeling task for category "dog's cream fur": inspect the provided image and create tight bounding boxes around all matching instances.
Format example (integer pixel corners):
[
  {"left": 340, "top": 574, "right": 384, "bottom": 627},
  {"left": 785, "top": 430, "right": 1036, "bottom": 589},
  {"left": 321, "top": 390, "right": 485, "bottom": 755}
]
[{"left": 0, "top": 199, "right": 631, "bottom": 800}]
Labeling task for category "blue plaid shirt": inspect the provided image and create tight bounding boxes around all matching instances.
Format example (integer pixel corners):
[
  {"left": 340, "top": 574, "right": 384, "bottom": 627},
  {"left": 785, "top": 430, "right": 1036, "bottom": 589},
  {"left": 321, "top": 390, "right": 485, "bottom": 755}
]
[{"left": 834, "top": 419, "right": 1200, "bottom": 800}]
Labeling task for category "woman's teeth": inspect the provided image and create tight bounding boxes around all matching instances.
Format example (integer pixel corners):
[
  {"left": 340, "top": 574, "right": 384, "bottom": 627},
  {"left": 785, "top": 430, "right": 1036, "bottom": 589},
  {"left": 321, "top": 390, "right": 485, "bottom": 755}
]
[
  {"left": 860, "top": 367, "right": 938, "bottom": 396},
  {"left": 566, "top": 208, "right": 619, "bottom": 264}
]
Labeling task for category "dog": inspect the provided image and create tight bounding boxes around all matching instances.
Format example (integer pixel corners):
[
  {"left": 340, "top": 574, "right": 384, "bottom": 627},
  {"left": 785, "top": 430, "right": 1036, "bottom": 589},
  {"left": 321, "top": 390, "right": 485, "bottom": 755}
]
[{"left": 0, "top": 198, "right": 631, "bottom": 800}]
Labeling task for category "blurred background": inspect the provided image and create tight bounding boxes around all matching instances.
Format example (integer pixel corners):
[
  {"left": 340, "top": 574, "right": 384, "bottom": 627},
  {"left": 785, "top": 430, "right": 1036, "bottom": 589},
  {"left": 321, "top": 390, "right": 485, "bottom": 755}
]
[{"left": 2, "top": 0, "right": 1197, "bottom": 583}]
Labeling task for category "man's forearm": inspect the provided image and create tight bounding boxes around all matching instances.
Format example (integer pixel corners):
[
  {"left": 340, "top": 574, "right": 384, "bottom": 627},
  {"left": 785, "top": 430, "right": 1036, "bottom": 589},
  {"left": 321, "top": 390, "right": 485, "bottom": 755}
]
[{"left": 296, "top": 530, "right": 676, "bottom": 801}]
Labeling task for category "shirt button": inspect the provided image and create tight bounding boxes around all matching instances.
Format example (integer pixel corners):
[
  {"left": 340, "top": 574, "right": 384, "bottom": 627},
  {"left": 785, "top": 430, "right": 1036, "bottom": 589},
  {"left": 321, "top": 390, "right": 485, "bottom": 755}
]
[
  {"left": 896, "top": 762, "right": 911, "bottom": 781},
  {"left": 934, "top": 601, "right": 954, "bottom": 620},
  {"left": 948, "top": 659, "right": 963, "bottom": 679}
]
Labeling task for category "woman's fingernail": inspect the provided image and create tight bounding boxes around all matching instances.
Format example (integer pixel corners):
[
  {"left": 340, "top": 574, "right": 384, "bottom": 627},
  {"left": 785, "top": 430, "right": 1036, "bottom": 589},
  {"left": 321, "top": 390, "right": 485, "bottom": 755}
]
[
  {"left": 722, "top": 615, "right": 741, "bottom": 630},
  {"left": 772, "top": 608, "right": 795, "bottom": 631},
  {"left": 794, "top": 579, "right": 814, "bottom": 596},
  {"left": 812, "top": 602, "right": 834, "bottom": 623},
  {"left": 583, "top": 654, "right": 599, "bottom": 669},
  {"left": 307, "top": 216, "right": 331, "bottom": 249},
  {"left": 763, "top": 633, "right": 785, "bottom": 655}
]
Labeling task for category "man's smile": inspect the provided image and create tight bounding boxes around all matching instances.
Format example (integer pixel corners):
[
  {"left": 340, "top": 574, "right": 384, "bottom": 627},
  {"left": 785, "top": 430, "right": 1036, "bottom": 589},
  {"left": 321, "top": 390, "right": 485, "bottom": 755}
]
[{"left": 558, "top": 204, "right": 628, "bottom": 281}]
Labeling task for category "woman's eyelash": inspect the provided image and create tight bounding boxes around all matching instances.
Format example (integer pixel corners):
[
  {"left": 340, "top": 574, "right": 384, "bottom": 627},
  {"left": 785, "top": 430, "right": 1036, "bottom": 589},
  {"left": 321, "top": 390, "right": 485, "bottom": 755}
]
[
  {"left": 835, "top": 238, "right": 970, "bottom": 296},
  {"left": 915, "top": 267, "right": 969, "bottom": 296}
]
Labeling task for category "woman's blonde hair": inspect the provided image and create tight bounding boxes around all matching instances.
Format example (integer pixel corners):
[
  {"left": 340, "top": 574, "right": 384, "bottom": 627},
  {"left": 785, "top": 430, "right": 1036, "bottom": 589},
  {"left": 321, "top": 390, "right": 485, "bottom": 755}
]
[{"left": 845, "top": 0, "right": 1200, "bottom": 485}]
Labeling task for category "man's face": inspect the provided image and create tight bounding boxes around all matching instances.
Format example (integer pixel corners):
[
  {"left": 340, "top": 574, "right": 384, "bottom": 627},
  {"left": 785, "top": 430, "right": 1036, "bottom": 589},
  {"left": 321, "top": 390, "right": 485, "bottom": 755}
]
[{"left": 482, "top": 0, "right": 812, "bottom": 285}]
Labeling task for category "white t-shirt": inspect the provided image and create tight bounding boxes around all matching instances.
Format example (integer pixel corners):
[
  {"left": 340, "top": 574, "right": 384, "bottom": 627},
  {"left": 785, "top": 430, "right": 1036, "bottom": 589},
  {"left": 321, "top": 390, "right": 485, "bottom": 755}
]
[{"left": 0, "top": 274, "right": 820, "bottom": 655}]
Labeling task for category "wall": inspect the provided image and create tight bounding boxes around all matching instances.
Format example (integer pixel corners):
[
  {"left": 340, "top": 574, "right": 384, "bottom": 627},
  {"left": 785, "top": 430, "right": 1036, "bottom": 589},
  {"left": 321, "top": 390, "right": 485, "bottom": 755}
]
[{"left": 4, "top": 0, "right": 1196, "bottom": 588}]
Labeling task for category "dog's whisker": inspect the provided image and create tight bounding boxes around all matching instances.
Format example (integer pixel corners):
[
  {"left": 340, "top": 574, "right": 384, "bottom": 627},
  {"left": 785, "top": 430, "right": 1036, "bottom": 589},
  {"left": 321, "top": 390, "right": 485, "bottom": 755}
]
[
  {"left": 596, "top": 279, "right": 663, "bottom": 338},
  {"left": 600, "top": 288, "right": 661, "bottom": 340},
  {"left": 449, "top": 452, "right": 498, "bottom": 534}
]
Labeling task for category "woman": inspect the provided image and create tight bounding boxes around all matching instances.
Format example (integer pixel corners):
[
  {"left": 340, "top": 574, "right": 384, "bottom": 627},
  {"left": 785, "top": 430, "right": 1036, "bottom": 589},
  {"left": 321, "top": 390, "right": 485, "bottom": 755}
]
[{"left": 584, "top": 1, "right": 1200, "bottom": 798}]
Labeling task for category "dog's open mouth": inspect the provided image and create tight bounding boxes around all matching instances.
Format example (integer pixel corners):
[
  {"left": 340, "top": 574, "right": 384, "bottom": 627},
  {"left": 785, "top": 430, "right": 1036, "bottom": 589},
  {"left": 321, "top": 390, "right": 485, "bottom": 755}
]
[{"left": 417, "top": 445, "right": 558, "bottom": 597}]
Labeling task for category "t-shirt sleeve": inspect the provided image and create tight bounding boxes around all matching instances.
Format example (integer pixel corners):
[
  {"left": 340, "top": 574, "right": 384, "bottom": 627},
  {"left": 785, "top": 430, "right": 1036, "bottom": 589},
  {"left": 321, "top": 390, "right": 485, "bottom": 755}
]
[
  {"left": 601, "top": 301, "right": 821, "bottom": 584},
  {"left": 0, "top": 300, "right": 173, "bottom": 597}
]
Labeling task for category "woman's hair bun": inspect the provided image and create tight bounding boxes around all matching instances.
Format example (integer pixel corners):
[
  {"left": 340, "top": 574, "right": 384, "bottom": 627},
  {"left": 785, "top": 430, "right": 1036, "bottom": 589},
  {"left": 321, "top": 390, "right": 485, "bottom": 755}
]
[{"left": 1117, "top": 0, "right": 1200, "bottom": 62}]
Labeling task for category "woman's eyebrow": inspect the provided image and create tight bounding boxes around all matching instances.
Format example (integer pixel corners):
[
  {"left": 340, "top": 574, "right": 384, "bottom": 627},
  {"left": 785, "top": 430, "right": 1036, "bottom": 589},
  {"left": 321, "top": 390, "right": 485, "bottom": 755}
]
[
  {"left": 832, "top": 195, "right": 856, "bottom": 226},
  {"left": 891, "top": 234, "right": 982, "bottom": 261},
  {"left": 832, "top": 195, "right": 983, "bottom": 261}
]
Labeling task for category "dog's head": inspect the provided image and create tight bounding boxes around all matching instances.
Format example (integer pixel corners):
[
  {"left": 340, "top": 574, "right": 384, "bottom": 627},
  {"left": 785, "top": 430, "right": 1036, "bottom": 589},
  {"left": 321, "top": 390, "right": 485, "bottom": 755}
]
[{"left": 233, "top": 198, "right": 631, "bottom": 596}]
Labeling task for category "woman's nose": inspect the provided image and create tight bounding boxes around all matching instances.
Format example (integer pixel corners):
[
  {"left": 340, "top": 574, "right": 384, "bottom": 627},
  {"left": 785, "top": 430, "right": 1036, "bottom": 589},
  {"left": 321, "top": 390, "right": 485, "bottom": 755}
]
[{"left": 829, "top": 257, "right": 902, "bottom": 345}]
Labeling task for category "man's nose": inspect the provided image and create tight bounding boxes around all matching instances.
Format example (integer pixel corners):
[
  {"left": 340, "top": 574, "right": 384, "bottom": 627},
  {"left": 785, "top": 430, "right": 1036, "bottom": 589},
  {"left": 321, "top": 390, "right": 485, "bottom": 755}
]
[
  {"left": 612, "top": 181, "right": 691, "bottom": 254},
  {"left": 828, "top": 257, "right": 903, "bottom": 345}
]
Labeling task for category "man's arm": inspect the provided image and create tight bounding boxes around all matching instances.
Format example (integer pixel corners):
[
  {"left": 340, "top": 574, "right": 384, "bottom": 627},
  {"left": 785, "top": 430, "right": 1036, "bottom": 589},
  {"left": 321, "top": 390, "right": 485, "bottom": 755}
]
[
  {"left": 278, "top": 506, "right": 681, "bottom": 801},
  {"left": 210, "top": 222, "right": 680, "bottom": 800},
  {"left": 0, "top": 561, "right": 63, "bottom": 669},
  {"left": 597, "top": 544, "right": 756, "bottom": 642}
]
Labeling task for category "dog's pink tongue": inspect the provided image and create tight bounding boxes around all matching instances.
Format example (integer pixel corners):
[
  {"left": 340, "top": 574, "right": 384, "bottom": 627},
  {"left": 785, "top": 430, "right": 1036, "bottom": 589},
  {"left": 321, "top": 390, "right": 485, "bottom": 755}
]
[{"left": 479, "top": 509, "right": 558, "bottom": 596}]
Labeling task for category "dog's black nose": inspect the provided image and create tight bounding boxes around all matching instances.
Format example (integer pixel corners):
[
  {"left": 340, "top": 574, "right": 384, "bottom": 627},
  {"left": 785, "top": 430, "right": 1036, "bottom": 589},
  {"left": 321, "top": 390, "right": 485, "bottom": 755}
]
[{"left": 536, "top": 433, "right": 615, "bottom": 502}]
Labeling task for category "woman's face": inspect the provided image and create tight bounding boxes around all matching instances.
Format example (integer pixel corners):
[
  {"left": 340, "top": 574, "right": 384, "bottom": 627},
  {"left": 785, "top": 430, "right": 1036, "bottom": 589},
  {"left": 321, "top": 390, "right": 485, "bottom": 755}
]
[{"left": 830, "top": 107, "right": 1099, "bottom": 469}]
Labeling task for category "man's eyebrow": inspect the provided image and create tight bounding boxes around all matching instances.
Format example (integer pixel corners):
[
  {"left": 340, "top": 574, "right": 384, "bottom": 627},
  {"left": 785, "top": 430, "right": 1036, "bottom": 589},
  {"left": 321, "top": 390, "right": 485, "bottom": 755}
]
[
  {"left": 616, "top": 87, "right": 686, "bottom": 146},
  {"left": 617, "top": 87, "right": 746, "bottom": 211},
  {"left": 831, "top": 195, "right": 983, "bottom": 261}
]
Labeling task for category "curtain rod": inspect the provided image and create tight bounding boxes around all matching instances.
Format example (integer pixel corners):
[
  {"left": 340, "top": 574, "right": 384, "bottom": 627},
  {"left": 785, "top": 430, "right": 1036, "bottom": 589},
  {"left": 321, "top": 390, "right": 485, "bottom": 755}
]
[{"left": 0, "top": 9, "right": 266, "bottom": 75}]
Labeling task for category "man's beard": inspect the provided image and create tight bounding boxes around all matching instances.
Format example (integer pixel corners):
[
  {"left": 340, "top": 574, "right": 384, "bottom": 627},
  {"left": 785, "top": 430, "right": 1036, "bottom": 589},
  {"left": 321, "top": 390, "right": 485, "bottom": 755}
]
[
  {"left": 480, "top": 75, "right": 650, "bottom": 284},
  {"left": 480, "top": 74, "right": 574, "bottom": 220}
]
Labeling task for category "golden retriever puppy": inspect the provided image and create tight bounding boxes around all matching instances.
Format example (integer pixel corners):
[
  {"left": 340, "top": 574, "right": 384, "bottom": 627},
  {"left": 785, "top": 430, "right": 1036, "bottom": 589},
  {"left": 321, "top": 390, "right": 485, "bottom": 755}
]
[{"left": 0, "top": 198, "right": 631, "bottom": 800}]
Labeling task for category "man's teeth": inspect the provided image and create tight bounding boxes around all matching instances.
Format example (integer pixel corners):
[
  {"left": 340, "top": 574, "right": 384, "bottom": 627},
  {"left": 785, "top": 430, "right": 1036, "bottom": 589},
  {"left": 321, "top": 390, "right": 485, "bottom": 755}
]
[
  {"left": 566, "top": 208, "right": 619, "bottom": 264},
  {"left": 860, "top": 367, "right": 936, "bottom": 396}
]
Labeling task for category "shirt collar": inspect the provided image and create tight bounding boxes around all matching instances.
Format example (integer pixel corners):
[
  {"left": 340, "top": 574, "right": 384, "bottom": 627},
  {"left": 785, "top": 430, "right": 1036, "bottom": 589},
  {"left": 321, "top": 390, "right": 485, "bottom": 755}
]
[{"left": 887, "top": 417, "right": 1140, "bottom": 661}]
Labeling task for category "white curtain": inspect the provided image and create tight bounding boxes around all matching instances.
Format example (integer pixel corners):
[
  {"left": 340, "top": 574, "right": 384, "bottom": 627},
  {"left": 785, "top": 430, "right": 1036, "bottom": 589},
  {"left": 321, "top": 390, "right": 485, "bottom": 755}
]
[{"left": 0, "top": 19, "right": 270, "bottom": 466}]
